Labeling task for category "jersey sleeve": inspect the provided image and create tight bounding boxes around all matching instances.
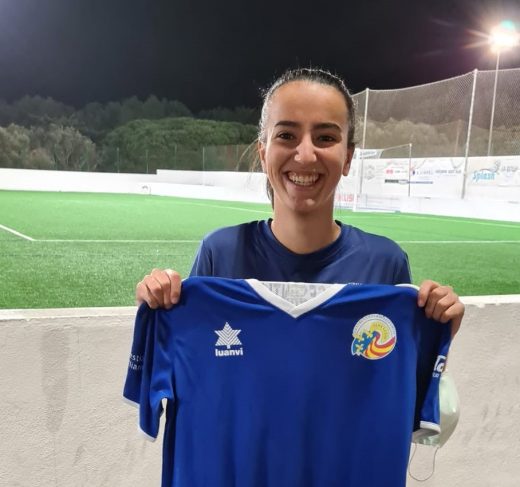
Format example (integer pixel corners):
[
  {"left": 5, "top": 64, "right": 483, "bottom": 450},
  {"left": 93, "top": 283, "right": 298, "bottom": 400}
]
[
  {"left": 123, "top": 304, "right": 175, "bottom": 441},
  {"left": 412, "top": 317, "right": 452, "bottom": 442},
  {"left": 190, "top": 239, "right": 213, "bottom": 277},
  {"left": 394, "top": 251, "right": 412, "bottom": 284}
]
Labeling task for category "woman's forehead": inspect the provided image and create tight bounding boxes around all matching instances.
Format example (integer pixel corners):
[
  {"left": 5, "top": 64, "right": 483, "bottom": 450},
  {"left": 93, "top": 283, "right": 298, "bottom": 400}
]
[{"left": 266, "top": 80, "right": 349, "bottom": 125}]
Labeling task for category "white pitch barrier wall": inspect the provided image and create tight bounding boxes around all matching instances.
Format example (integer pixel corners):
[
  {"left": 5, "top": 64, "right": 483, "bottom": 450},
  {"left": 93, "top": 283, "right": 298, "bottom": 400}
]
[
  {"left": 0, "top": 298, "right": 519, "bottom": 487},
  {"left": 344, "top": 156, "right": 520, "bottom": 202},
  {"left": 1, "top": 160, "right": 519, "bottom": 221},
  {"left": 4, "top": 157, "right": 517, "bottom": 202},
  {"left": 0, "top": 167, "right": 270, "bottom": 204},
  {"left": 337, "top": 156, "right": 520, "bottom": 221},
  {"left": 0, "top": 168, "right": 160, "bottom": 194}
]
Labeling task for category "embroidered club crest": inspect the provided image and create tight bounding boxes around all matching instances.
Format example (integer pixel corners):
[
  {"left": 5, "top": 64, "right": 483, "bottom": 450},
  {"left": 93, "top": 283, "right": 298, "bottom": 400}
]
[{"left": 351, "top": 314, "right": 397, "bottom": 360}]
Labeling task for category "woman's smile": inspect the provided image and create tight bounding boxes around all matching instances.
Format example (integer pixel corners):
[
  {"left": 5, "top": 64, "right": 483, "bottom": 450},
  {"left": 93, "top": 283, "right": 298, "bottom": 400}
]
[{"left": 286, "top": 171, "right": 321, "bottom": 187}]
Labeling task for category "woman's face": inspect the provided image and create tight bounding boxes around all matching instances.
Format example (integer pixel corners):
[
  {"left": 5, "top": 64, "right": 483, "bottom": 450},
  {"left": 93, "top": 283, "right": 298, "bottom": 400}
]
[{"left": 258, "top": 80, "right": 353, "bottom": 216}]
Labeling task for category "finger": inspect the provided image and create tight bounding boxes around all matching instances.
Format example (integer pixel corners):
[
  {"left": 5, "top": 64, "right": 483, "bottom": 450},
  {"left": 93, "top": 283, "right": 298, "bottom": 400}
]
[
  {"left": 135, "top": 280, "right": 147, "bottom": 305},
  {"left": 425, "top": 287, "right": 454, "bottom": 321},
  {"left": 417, "top": 280, "right": 439, "bottom": 308},
  {"left": 422, "top": 284, "right": 451, "bottom": 317},
  {"left": 136, "top": 278, "right": 161, "bottom": 309},
  {"left": 150, "top": 269, "right": 175, "bottom": 309},
  {"left": 143, "top": 280, "right": 161, "bottom": 309},
  {"left": 141, "top": 270, "right": 170, "bottom": 308},
  {"left": 136, "top": 277, "right": 160, "bottom": 307},
  {"left": 165, "top": 269, "right": 182, "bottom": 304},
  {"left": 143, "top": 270, "right": 164, "bottom": 309},
  {"left": 450, "top": 306, "right": 464, "bottom": 337},
  {"left": 158, "top": 270, "right": 173, "bottom": 309},
  {"left": 436, "top": 300, "right": 465, "bottom": 331}
]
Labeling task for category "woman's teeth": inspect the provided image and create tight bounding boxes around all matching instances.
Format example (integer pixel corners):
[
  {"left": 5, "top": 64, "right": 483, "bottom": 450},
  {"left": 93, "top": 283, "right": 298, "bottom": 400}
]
[{"left": 287, "top": 172, "right": 319, "bottom": 186}]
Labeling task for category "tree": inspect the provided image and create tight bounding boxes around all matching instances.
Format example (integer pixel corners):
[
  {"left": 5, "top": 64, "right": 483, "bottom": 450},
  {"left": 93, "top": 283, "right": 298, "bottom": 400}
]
[
  {"left": 101, "top": 117, "right": 257, "bottom": 173},
  {"left": 142, "top": 95, "right": 165, "bottom": 120},
  {"left": 71, "top": 102, "right": 108, "bottom": 142},
  {"left": 44, "top": 125, "right": 97, "bottom": 171},
  {"left": 0, "top": 124, "right": 30, "bottom": 168},
  {"left": 0, "top": 100, "right": 14, "bottom": 126},
  {"left": 120, "top": 97, "right": 142, "bottom": 125},
  {"left": 10, "top": 95, "right": 73, "bottom": 126},
  {"left": 105, "top": 101, "right": 123, "bottom": 130},
  {"left": 165, "top": 100, "right": 192, "bottom": 118},
  {"left": 198, "top": 106, "right": 259, "bottom": 125},
  {"left": 25, "top": 148, "right": 55, "bottom": 170}
]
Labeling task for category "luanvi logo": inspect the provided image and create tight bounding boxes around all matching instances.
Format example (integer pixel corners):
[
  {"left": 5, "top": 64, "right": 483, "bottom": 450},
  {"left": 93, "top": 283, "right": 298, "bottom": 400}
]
[
  {"left": 433, "top": 355, "right": 447, "bottom": 378},
  {"left": 214, "top": 322, "right": 244, "bottom": 357}
]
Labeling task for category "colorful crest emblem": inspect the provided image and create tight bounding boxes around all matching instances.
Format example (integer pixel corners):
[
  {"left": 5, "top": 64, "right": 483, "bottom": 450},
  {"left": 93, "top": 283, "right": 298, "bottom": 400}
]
[{"left": 351, "top": 314, "right": 397, "bottom": 360}]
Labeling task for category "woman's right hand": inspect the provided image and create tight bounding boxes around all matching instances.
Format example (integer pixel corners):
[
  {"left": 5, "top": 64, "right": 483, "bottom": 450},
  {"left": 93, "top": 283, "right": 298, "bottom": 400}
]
[{"left": 135, "top": 269, "right": 182, "bottom": 309}]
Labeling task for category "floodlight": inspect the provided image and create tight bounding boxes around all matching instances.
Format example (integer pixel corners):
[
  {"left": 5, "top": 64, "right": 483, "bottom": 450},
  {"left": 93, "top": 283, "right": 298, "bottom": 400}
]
[
  {"left": 489, "top": 20, "right": 520, "bottom": 52},
  {"left": 487, "top": 20, "right": 519, "bottom": 156}
]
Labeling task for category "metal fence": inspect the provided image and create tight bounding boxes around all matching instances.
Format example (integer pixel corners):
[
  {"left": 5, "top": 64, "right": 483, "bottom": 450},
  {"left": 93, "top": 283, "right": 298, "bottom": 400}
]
[
  {"left": 195, "top": 68, "right": 520, "bottom": 172},
  {"left": 352, "top": 67, "right": 520, "bottom": 158}
]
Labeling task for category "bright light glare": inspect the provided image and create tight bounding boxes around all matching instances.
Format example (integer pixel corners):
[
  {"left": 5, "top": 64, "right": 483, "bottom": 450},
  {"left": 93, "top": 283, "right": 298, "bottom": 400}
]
[{"left": 489, "top": 20, "right": 520, "bottom": 52}]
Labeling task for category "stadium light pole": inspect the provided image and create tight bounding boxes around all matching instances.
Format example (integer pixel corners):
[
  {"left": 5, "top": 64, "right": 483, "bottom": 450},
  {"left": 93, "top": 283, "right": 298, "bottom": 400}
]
[{"left": 487, "top": 20, "right": 520, "bottom": 157}]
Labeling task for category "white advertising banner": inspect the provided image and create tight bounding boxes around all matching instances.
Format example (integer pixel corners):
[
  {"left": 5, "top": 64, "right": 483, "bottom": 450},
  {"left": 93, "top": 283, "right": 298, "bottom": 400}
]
[
  {"left": 465, "top": 157, "right": 520, "bottom": 202},
  {"left": 409, "top": 158, "right": 464, "bottom": 198},
  {"left": 361, "top": 159, "right": 410, "bottom": 197},
  {"left": 358, "top": 158, "right": 464, "bottom": 198}
]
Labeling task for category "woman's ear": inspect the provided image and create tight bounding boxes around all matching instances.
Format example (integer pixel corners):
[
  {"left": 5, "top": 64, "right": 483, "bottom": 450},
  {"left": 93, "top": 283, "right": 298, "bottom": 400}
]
[
  {"left": 343, "top": 146, "right": 354, "bottom": 176},
  {"left": 257, "top": 139, "right": 267, "bottom": 172}
]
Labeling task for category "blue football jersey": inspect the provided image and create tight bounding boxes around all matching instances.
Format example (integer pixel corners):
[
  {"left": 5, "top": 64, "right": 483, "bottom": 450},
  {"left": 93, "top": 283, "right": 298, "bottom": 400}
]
[
  {"left": 190, "top": 220, "right": 412, "bottom": 285},
  {"left": 123, "top": 277, "right": 450, "bottom": 487}
]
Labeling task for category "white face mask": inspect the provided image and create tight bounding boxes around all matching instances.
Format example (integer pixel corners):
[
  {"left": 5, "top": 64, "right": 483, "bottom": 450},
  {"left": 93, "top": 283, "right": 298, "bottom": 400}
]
[
  {"left": 416, "top": 370, "right": 460, "bottom": 448},
  {"left": 408, "top": 370, "right": 460, "bottom": 481}
]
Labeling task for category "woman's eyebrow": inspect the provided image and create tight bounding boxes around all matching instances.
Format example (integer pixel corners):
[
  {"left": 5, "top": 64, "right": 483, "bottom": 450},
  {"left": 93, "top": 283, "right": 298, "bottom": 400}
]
[
  {"left": 273, "top": 121, "right": 342, "bottom": 131},
  {"left": 273, "top": 120, "right": 298, "bottom": 128},
  {"left": 314, "top": 122, "right": 342, "bottom": 131}
]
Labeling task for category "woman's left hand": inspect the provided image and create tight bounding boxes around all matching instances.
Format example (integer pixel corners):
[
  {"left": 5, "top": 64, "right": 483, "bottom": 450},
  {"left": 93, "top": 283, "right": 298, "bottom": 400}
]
[{"left": 417, "top": 280, "right": 465, "bottom": 337}]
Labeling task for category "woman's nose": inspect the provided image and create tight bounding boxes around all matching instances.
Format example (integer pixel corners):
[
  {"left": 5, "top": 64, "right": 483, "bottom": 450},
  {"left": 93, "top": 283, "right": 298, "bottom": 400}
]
[{"left": 294, "top": 136, "right": 317, "bottom": 164}]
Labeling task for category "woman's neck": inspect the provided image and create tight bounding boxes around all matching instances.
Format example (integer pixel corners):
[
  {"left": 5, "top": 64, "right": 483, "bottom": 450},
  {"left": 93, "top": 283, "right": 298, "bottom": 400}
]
[{"left": 270, "top": 210, "right": 341, "bottom": 255}]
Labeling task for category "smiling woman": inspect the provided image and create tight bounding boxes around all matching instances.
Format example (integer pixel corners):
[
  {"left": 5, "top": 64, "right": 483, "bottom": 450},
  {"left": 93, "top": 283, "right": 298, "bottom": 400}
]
[
  {"left": 136, "top": 67, "right": 464, "bottom": 338},
  {"left": 257, "top": 75, "right": 355, "bottom": 253},
  {"left": 258, "top": 69, "right": 356, "bottom": 211},
  {"left": 131, "top": 71, "right": 465, "bottom": 487}
]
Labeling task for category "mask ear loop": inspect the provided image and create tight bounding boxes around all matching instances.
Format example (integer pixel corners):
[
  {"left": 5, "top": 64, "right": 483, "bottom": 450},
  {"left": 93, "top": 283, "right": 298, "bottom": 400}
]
[{"left": 408, "top": 442, "right": 439, "bottom": 482}]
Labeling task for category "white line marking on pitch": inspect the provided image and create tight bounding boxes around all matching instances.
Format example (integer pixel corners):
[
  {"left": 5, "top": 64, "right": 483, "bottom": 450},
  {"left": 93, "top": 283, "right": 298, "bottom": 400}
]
[
  {"left": 34, "top": 238, "right": 520, "bottom": 244},
  {"left": 397, "top": 240, "right": 520, "bottom": 244},
  {"left": 0, "top": 224, "right": 35, "bottom": 241},
  {"left": 334, "top": 212, "right": 520, "bottom": 229},
  {"left": 38, "top": 239, "right": 200, "bottom": 243},
  {"left": 172, "top": 201, "right": 272, "bottom": 215},
  {"left": 394, "top": 214, "right": 520, "bottom": 229}
]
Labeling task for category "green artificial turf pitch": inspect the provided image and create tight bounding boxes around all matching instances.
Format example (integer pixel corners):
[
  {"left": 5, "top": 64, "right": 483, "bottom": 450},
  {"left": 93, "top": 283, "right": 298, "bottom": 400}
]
[{"left": 1, "top": 190, "right": 519, "bottom": 309}]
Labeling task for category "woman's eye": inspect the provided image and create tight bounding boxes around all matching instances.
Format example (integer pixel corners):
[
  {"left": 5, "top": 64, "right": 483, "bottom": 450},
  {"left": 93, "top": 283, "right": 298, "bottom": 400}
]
[
  {"left": 276, "top": 132, "right": 294, "bottom": 140},
  {"left": 318, "top": 135, "right": 336, "bottom": 142}
]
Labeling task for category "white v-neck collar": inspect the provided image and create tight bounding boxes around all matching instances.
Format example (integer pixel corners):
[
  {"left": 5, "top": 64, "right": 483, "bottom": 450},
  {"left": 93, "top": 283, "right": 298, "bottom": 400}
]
[{"left": 245, "top": 279, "right": 346, "bottom": 318}]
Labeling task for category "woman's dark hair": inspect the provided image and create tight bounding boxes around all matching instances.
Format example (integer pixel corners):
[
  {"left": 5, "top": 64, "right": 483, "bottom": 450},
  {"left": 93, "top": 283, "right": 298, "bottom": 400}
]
[
  {"left": 256, "top": 67, "right": 356, "bottom": 204},
  {"left": 258, "top": 67, "right": 356, "bottom": 148}
]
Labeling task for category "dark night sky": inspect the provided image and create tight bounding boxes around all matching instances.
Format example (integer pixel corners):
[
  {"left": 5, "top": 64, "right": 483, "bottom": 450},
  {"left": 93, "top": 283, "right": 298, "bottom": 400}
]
[{"left": 0, "top": 0, "right": 519, "bottom": 111}]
